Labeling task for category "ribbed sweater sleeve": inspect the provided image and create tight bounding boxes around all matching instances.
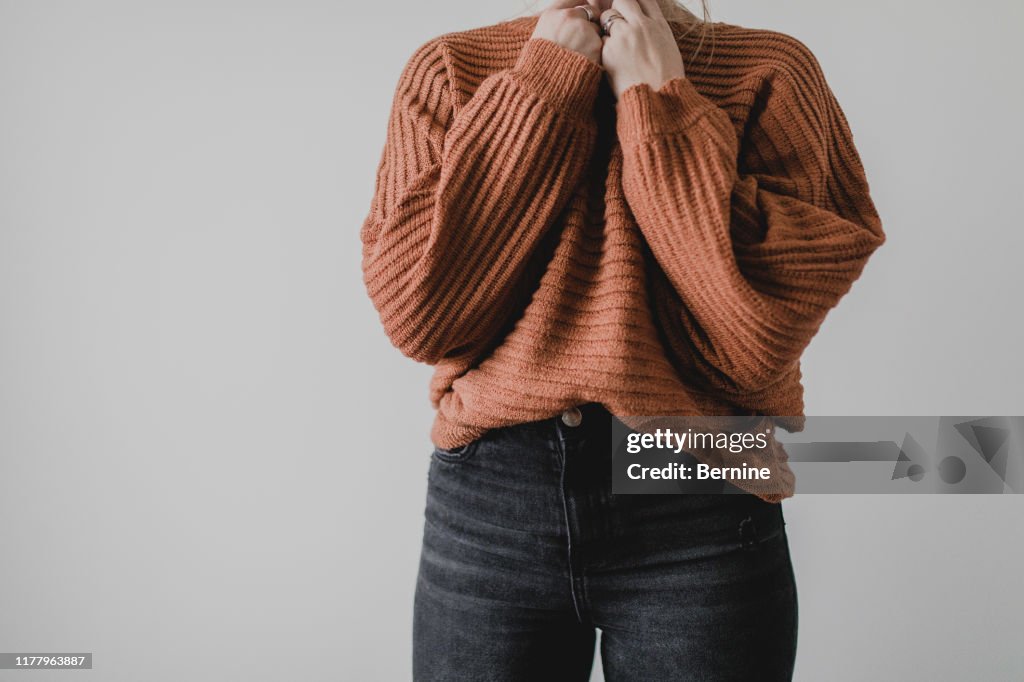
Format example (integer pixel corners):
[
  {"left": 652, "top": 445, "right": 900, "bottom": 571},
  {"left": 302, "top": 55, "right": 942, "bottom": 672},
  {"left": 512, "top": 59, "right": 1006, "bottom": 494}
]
[
  {"left": 360, "top": 36, "right": 604, "bottom": 364},
  {"left": 616, "top": 49, "right": 886, "bottom": 394}
]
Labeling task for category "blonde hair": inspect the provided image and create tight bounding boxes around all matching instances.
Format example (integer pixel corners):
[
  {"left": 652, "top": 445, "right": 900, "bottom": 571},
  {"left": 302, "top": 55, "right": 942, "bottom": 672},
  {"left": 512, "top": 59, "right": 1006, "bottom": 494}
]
[
  {"left": 655, "top": 0, "right": 717, "bottom": 72},
  {"left": 656, "top": 0, "right": 709, "bottom": 28}
]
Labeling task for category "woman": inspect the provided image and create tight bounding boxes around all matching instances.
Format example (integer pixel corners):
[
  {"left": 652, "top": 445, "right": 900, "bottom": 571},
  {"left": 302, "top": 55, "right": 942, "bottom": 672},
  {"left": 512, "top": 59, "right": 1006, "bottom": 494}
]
[{"left": 360, "top": 0, "right": 885, "bottom": 679}]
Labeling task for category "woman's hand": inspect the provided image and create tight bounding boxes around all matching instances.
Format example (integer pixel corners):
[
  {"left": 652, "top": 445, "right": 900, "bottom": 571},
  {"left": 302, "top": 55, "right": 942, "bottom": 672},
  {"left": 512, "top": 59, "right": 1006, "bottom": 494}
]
[
  {"left": 531, "top": 0, "right": 604, "bottom": 65},
  {"left": 599, "top": 0, "right": 686, "bottom": 99}
]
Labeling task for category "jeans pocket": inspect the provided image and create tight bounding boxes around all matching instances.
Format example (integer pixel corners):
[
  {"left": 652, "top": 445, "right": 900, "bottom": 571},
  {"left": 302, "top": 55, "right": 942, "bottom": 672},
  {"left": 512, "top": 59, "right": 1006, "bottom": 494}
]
[
  {"left": 738, "top": 502, "right": 787, "bottom": 551},
  {"left": 431, "top": 439, "right": 480, "bottom": 464}
]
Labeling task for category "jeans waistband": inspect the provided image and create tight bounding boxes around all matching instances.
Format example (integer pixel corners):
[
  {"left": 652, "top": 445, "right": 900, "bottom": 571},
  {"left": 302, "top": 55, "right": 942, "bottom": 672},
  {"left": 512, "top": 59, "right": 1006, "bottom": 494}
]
[{"left": 482, "top": 402, "right": 613, "bottom": 448}]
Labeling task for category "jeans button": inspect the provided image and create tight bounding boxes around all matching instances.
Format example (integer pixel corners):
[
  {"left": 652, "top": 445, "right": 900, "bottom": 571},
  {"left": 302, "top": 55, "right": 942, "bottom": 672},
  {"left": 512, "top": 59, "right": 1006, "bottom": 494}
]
[{"left": 561, "top": 407, "right": 583, "bottom": 427}]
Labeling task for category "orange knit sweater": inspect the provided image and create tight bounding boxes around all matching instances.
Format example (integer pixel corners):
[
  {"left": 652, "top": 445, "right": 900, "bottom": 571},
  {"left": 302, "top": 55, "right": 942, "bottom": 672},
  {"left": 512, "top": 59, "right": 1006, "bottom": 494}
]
[{"left": 360, "top": 15, "right": 885, "bottom": 501}]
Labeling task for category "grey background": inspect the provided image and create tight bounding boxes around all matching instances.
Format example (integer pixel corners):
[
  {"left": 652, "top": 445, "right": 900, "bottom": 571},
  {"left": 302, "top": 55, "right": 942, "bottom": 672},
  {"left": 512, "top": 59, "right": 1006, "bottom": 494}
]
[{"left": 1, "top": 0, "right": 1022, "bottom": 680}]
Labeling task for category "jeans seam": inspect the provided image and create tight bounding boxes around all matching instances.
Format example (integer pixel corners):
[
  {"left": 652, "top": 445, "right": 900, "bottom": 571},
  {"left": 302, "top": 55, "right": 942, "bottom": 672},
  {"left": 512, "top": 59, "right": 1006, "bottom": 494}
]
[{"left": 556, "top": 440, "right": 587, "bottom": 625}]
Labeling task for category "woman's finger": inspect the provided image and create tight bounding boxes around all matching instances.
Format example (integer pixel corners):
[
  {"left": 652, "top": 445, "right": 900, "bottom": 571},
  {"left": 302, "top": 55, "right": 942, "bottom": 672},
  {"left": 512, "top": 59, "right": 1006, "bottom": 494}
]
[
  {"left": 600, "top": 7, "right": 628, "bottom": 34},
  {"left": 610, "top": 0, "right": 645, "bottom": 22},
  {"left": 633, "top": 0, "right": 665, "bottom": 18}
]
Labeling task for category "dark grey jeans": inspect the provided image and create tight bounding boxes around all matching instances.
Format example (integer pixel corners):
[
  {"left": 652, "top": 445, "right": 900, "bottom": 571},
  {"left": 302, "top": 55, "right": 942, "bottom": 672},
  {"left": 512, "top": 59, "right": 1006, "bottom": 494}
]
[{"left": 413, "top": 402, "right": 798, "bottom": 681}]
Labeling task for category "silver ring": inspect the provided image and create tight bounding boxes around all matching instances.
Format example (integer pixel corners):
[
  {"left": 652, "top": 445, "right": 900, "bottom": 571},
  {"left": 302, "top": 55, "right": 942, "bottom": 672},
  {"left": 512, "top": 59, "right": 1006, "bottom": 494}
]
[
  {"left": 601, "top": 12, "right": 624, "bottom": 34},
  {"left": 574, "top": 5, "right": 595, "bottom": 22}
]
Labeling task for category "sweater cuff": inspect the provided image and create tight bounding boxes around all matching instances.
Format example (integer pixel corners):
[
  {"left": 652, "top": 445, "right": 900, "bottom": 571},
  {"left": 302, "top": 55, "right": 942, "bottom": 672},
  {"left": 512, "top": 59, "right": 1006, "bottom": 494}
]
[
  {"left": 508, "top": 38, "right": 603, "bottom": 120},
  {"left": 616, "top": 75, "right": 721, "bottom": 143}
]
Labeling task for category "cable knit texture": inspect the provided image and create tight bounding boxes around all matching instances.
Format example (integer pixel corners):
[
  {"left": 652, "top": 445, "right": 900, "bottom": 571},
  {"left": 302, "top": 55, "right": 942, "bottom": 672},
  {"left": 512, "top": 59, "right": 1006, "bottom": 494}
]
[{"left": 360, "top": 15, "right": 885, "bottom": 502}]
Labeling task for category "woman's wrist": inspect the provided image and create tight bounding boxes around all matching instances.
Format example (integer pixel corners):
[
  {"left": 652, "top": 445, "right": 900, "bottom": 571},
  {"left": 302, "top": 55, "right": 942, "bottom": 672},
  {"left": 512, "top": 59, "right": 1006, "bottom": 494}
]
[
  {"left": 508, "top": 37, "right": 605, "bottom": 121},
  {"left": 616, "top": 75, "right": 723, "bottom": 144}
]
